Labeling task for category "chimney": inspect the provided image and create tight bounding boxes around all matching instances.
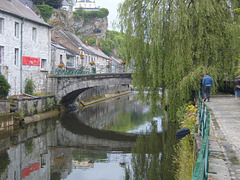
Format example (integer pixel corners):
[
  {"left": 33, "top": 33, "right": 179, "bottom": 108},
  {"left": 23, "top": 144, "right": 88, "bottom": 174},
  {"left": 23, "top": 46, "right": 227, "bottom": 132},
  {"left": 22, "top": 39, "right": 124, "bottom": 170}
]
[
  {"left": 85, "top": 41, "right": 88, "bottom": 46},
  {"left": 55, "top": 36, "right": 60, "bottom": 44}
]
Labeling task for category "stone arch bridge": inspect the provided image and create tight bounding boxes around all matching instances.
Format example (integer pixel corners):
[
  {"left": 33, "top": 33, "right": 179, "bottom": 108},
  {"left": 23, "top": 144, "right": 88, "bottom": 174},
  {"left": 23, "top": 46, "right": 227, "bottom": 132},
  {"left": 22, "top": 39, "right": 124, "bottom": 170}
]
[{"left": 47, "top": 73, "right": 132, "bottom": 105}]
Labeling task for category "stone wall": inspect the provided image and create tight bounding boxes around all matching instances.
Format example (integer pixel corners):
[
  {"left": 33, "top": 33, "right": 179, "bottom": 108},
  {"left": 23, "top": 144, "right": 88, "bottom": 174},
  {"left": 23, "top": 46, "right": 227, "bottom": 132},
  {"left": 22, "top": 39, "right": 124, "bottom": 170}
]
[
  {"left": 13, "top": 95, "right": 56, "bottom": 116},
  {"left": 0, "top": 100, "right": 10, "bottom": 114}
]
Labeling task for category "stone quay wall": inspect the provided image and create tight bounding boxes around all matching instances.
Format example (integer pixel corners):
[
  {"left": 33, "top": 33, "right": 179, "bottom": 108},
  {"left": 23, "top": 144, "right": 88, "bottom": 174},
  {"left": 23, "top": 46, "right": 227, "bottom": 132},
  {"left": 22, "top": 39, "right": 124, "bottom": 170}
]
[
  {"left": 13, "top": 95, "right": 56, "bottom": 116},
  {"left": 0, "top": 100, "right": 10, "bottom": 114}
]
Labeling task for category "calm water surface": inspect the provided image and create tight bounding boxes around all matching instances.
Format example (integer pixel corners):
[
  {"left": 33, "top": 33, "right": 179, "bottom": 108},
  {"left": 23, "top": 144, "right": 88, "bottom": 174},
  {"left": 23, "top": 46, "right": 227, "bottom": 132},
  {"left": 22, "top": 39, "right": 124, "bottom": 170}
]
[{"left": 0, "top": 92, "right": 179, "bottom": 180}]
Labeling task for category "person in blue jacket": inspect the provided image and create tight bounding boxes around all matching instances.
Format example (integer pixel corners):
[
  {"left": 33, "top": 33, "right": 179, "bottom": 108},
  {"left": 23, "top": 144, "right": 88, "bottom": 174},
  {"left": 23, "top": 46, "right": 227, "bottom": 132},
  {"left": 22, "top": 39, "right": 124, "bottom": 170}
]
[{"left": 203, "top": 73, "right": 214, "bottom": 102}]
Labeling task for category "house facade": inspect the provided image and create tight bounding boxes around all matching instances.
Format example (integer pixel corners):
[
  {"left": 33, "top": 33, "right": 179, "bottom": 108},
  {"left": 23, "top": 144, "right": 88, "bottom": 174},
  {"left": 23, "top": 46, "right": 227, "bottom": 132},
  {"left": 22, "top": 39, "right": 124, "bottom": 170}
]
[
  {"left": 51, "top": 29, "right": 110, "bottom": 73},
  {"left": 0, "top": 0, "right": 51, "bottom": 96},
  {"left": 73, "top": 0, "right": 100, "bottom": 11}
]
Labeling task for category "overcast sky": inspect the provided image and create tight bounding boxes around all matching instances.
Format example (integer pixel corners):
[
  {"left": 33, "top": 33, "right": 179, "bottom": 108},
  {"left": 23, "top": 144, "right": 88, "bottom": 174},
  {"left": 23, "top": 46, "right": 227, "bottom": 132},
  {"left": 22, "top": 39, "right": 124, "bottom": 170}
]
[{"left": 95, "top": 0, "right": 125, "bottom": 31}]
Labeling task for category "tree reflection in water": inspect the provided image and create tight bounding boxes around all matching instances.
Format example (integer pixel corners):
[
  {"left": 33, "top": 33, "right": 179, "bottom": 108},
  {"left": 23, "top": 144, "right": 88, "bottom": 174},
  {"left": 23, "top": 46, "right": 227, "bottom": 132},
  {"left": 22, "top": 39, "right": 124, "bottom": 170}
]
[{"left": 125, "top": 121, "right": 162, "bottom": 180}]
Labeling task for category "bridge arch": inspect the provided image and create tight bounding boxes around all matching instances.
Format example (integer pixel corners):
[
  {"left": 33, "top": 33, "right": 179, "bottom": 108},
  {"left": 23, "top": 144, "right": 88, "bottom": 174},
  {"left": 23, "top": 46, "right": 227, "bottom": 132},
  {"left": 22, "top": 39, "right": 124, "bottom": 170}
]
[{"left": 47, "top": 73, "right": 132, "bottom": 105}]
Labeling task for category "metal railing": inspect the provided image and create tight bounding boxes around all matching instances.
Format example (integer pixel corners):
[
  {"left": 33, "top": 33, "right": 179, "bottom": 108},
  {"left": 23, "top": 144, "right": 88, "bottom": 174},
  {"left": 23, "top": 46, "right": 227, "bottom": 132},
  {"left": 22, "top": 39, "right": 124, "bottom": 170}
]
[
  {"left": 54, "top": 65, "right": 132, "bottom": 76},
  {"left": 191, "top": 90, "right": 210, "bottom": 180}
]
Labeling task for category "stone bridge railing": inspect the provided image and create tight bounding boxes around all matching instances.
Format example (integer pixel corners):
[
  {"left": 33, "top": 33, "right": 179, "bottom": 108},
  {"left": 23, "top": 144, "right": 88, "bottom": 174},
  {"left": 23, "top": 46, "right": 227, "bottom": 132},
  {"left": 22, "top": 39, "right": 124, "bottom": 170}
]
[{"left": 54, "top": 64, "right": 132, "bottom": 76}]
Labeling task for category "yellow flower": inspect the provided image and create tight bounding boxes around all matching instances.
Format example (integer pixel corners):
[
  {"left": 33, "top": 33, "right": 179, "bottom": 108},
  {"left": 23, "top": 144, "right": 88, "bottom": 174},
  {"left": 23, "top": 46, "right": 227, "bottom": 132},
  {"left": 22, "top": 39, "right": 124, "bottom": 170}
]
[
  {"left": 190, "top": 106, "right": 194, "bottom": 111},
  {"left": 190, "top": 115, "right": 195, "bottom": 119}
]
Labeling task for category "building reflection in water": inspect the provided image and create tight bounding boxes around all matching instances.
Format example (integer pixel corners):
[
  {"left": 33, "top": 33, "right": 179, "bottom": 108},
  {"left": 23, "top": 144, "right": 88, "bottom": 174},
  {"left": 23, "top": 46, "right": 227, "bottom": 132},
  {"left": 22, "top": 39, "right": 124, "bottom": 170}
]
[{"left": 0, "top": 93, "right": 178, "bottom": 180}]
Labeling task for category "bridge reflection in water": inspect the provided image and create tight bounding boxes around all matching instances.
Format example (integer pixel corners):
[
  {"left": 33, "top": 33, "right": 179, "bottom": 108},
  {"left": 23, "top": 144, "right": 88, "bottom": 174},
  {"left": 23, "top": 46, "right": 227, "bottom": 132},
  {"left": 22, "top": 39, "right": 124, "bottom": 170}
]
[{"left": 0, "top": 92, "right": 178, "bottom": 180}]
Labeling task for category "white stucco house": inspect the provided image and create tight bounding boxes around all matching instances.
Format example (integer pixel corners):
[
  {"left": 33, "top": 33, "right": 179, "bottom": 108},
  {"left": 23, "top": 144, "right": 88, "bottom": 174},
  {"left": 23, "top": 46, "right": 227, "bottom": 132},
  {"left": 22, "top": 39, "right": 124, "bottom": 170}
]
[
  {"left": 73, "top": 0, "right": 100, "bottom": 11},
  {"left": 0, "top": 0, "right": 51, "bottom": 95}
]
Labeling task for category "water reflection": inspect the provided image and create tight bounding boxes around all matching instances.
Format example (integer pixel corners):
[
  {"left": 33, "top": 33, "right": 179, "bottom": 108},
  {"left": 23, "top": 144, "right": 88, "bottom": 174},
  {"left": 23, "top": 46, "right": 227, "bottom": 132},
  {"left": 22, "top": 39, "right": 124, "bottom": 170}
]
[{"left": 0, "top": 93, "right": 178, "bottom": 180}]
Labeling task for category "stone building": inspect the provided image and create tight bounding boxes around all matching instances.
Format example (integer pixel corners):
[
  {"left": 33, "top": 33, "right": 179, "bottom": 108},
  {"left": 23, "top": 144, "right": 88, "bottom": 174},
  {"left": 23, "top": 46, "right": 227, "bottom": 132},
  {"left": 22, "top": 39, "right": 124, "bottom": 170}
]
[
  {"left": 0, "top": 0, "right": 51, "bottom": 95},
  {"left": 51, "top": 29, "right": 110, "bottom": 71}
]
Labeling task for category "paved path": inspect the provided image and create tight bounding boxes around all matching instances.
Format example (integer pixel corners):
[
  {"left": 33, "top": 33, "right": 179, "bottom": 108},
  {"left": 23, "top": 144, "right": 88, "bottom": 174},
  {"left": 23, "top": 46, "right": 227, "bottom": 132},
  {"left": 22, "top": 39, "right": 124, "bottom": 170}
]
[{"left": 206, "top": 95, "right": 240, "bottom": 180}]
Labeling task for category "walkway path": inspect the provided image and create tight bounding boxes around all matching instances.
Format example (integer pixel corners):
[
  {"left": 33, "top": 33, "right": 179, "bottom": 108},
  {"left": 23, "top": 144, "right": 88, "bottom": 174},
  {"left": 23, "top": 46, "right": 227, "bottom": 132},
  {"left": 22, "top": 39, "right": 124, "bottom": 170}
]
[{"left": 206, "top": 95, "right": 240, "bottom": 180}]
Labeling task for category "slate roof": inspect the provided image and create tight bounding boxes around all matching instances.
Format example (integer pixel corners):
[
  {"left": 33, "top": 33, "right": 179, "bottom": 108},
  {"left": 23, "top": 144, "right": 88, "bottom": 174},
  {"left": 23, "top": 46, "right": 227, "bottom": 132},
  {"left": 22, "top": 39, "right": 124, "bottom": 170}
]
[
  {"left": 51, "top": 41, "right": 66, "bottom": 50},
  {"left": 0, "top": 0, "right": 49, "bottom": 27},
  {"left": 52, "top": 29, "right": 110, "bottom": 60},
  {"left": 62, "top": 0, "right": 69, "bottom": 6},
  {"left": 110, "top": 56, "right": 122, "bottom": 64},
  {"left": 88, "top": 46, "right": 110, "bottom": 60}
]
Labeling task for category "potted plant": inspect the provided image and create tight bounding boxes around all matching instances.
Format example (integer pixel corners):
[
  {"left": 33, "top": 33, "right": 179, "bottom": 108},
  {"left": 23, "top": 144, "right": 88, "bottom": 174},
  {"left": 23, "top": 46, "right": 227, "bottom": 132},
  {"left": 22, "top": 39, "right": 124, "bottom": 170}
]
[
  {"left": 120, "top": 60, "right": 126, "bottom": 66},
  {"left": 58, "top": 64, "right": 64, "bottom": 68},
  {"left": 80, "top": 54, "right": 84, "bottom": 59},
  {"left": 89, "top": 62, "right": 95, "bottom": 66}
]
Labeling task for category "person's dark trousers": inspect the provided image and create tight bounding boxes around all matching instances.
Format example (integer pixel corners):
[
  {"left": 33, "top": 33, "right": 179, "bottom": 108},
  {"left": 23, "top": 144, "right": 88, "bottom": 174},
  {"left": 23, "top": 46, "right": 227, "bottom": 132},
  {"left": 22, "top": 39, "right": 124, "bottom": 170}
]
[{"left": 204, "top": 86, "right": 211, "bottom": 100}]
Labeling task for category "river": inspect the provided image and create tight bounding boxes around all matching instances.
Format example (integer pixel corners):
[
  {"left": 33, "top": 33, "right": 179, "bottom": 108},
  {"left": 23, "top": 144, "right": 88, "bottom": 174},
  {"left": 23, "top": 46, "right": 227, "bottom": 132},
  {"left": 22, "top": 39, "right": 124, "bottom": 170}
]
[{"left": 0, "top": 92, "right": 179, "bottom": 180}]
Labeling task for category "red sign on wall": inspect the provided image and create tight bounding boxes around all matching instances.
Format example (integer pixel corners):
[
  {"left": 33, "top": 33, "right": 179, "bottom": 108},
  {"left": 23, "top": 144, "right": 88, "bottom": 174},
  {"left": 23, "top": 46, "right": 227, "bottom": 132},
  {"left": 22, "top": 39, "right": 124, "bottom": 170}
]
[
  {"left": 22, "top": 162, "right": 40, "bottom": 179},
  {"left": 22, "top": 56, "right": 40, "bottom": 66}
]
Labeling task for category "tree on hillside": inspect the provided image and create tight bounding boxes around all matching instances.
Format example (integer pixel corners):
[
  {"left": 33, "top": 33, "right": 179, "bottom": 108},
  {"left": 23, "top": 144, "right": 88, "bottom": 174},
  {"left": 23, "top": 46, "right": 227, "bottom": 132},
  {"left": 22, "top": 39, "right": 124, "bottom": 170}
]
[
  {"left": 37, "top": 4, "right": 53, "bottom": 22},
  {"left": 119, "top": 0, "right": 240, "bottom": 119},
  {"left": 73, "top": 8, "right": 109, "bottom": 20},
  {"left": 81, "top": 30, "right": 127, "bottom": 60},
  {"left": 33, "top": 0, "right": 63, "bottom": 9}
]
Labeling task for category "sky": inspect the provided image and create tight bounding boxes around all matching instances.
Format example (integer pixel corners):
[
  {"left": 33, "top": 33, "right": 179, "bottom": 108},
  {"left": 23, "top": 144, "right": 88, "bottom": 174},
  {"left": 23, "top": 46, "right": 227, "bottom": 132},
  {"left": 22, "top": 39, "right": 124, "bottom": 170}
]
[{"left": 95, "top": 0, "right": 125, "bottom": 31}]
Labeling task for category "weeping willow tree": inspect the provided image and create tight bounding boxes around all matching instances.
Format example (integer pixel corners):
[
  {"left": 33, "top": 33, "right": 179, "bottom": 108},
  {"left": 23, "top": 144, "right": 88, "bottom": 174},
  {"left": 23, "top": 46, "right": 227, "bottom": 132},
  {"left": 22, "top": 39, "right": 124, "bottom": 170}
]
[{"left": 119, "top": 0, "right": 240, "bottom": 121}]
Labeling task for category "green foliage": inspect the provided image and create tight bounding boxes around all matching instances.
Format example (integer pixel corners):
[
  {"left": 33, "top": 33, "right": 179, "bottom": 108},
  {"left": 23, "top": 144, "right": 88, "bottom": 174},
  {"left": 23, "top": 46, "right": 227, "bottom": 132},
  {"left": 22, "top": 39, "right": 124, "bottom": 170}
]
[
  {"left": 0, "top": 73, "right": 10, "bottom": 99},
  {"left": 33, "top": 0, "right": 63, "bottom": 9},
  {"left": 30, "top": 107, "right": 34, "bottom": 115},
  {"left": 19, "top": 110, "right": 25, "bottom": 117},
  {"left": 24, "top": 78, "right": 35, "bottom": 95},
  {"left": 174, "top": 135, "right": 196, "bottom": 180},
  {"left": 81, "top": 30, "right": 127, "bottom": 59},
  {"left": 0, "top": 151, "right": 10, "bottom": 175},
  {"left": 119, "top": 0, "right": 240, "bottom": 120},
  {"left": 126, "top": 122, "right": 163, "bottom": 179},
  {"left": 73, "top": 8, "right": 109, "bottom": 20},
  {"left": 37, "top": 4, "right": 53, "bottom": 22},
  {"left": 24, "top": 139, "right": 34, "bottom": 155}
]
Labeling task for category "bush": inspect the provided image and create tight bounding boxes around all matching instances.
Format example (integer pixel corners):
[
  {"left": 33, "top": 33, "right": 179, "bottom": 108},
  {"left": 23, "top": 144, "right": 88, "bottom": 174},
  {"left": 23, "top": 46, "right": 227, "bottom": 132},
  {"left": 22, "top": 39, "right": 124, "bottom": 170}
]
[
  {"left": 24, "top": 78, "right": 35, "bottom": 95},
  {"left": 0, "top": 73, "right": 11, "bottom": 99},
  {"left": 37, "top": 4, "right": 53, "bottom": 22},
  {"left": 73, "top": 8, "right": 109, "bottom": 20}
]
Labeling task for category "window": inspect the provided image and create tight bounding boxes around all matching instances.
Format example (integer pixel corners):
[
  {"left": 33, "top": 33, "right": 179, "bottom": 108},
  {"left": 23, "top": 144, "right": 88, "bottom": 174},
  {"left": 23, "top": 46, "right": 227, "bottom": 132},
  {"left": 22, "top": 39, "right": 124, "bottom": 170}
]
[
  {"left": 41, "top": 59, "right": 47, "bottom": 70},
  {"left": 14, "top": 48, "right": 19, "bottom": 65},
  {"left": 0, "top": 46, "right": 4, "bottom": 64},
  {"left": 0, "top": 18, "right": 4, "bottom": 34},
  {"left": 32, "top": 27, "right": 37, "bottom": 41},
  {"left": 14, "top": 22, "right": 19, "bottom": 38},
  {"left": 60, "top": 54, "right": 63, "bottom": 62}
]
